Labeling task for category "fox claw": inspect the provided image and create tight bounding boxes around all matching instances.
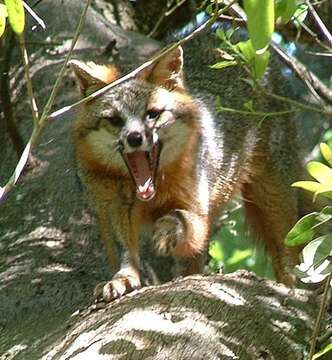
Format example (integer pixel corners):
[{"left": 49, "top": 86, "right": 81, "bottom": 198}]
[
  {"left": 94, "top": 274, "right": 141, "bottom": 302},
  {"left": 152, "top": 213, "right": 184, "bottom": 256}
]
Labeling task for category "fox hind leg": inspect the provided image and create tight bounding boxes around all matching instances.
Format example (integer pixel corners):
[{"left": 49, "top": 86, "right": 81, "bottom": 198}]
[{"left": 242, "top": 172, "right": 301, "bottom": 286}]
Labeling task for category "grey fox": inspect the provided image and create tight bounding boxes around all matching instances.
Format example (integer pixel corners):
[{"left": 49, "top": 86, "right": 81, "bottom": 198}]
[{"left": 70, "top": 35, "right": 303, "bottom": 302}]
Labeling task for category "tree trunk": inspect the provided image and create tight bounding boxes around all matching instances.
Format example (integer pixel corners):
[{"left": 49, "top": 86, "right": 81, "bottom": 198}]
[{"left": 37, "top": 272, "right": 325, "bottom": 359}]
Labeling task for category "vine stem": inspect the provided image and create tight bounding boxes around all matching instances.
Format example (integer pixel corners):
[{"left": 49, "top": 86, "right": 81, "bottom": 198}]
[
  {"left": 148, "top": 0, "right": 188, "bottom": 38},
  {"left": 217, "top": 105, "right": 297, "bottom": 118},
  {"left": 308, "top": 272, "right": 332, "bottom": 360},
  {"left": 18, "top": 34, "right": 39, "bottom": 125},
  {"left": 261, "top": 89, "right": 332, "bottom": 117}
]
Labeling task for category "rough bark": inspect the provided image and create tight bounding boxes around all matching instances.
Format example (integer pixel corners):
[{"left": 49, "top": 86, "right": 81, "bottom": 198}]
[
  {"left": 42, "top": 271, "right": 324, "bottom": 360},
  {"left": 0, "top": 1, "right": 330, "bottom": 359}
]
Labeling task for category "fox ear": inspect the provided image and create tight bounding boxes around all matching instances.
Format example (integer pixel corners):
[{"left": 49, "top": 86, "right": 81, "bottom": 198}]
[
  {"left": 69, "top": 60, "right": 120, "bottom": 94},
  {"left": 137, "top": 46, "right": 184, "bottom": 90}
]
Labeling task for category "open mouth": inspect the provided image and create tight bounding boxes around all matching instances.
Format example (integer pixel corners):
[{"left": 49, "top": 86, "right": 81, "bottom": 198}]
[{"left": 121, "top": 142, "right": 160, "bottom": 201}]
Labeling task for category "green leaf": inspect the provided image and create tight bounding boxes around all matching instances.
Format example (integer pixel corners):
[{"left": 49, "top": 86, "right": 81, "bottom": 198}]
[
  {"left": 315, "top": 207, "right": 332, "bottom": 227},
  {"left": 209, "top": 240, "right": 224, "bottom": 263},
  {"left": 275, "top": 0, "right": 297, "bottom": 24},
  {"left": 307, "top": 235, "right": 332, "bottom": 268},
  {"left": 312, "top": 343, "right": 332, "bottom": 359},
  {"left": 314, "top": 188, "right": 332, "bottom": 202},
  {"left": 215, "top": 95, "right": 222, "bottom": 110},
  {"left": 243, "top": 100, "right": 254, "bottom": 111},
  {"left": 295, "top": 236, "right": 332, "bottom": 283},
  {"left": 226, "top": 249, "right": 252, "bottom": 266},
  {"left": 320, "top": 143, "right": 332, "bottom": 166},
  {"left": 244, "top": 0, "right": 274, "bottom": 52},
  {"left": 215, "top": 28, "right": 226, "bottom": 41},
  {"left": 292, "top": 181, "right": 321, "bottom": 193},
  {"left": 4, "top": 0, "right": 25, "bottom": 35},
  {"left": 225, "top": 27, "right": 236, "bottom": 40},
  {"left": 293, "top": 3, "right": 308, "bottom": 28},
  {"left": 293, "top": 181, "right": 332, "bottom": 201},
  {"left": 237, "top": 40, "right": 255, "bottom": 62},
  {"left": 281, "top": 0, "right": 296, "bottom": 23},
  {"left": 210, "top": 60, "right": 237, "bottom": 70},
  {"left": 306, "top": 161, "right": 332, "bottom": 183},
  {"left": 323, "top": 129, "right": 332, "bottom": 143},
  {"left": 285, "top": 207, "right": 332, "bottom": 246},
  {"left": 295, "top": 258, "right": 332, "bottom": 283},
  {"left": 241, "top": 77, "right": 255, "bottom": 88},
  {"left": 285, "top": 226, "right": 315, "bottom": 247},
  {"left": 0, "top": 4, "right": 7, "bottom": 37},
  {"left": 237, "top": 40, "right": 270, "bottom": 78},
  {"left": 285, "top": 213, "right": 317, "bottom": 246},
  {"left": 275, "top": 0, "right": 286, "bottom": 19}
]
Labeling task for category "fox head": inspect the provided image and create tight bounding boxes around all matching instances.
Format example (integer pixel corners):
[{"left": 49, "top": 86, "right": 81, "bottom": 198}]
[{"left": 70, "top": 46, "right": 199, "bottom": 201}]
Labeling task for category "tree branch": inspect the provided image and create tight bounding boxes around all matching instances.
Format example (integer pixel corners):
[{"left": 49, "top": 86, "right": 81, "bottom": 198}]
[
  {"left": 0, "top": 30, "right": 25, "bottom": 158},
  {"left": 305, "top": 0, "right": 332, "bottom": 48}
]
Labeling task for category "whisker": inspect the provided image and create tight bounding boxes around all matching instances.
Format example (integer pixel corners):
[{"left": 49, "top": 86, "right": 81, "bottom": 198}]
[
  {"left": 154, "top": 118, "right": 175, "bottom": 130},
  {"left": 114, "top": 142, "right": 123, "bottom": 152}
]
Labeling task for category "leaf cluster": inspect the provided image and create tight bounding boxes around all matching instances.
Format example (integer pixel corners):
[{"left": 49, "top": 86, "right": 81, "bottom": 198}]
[
  {"left": 0, "top": 0, "right": 25, "bottom": 37},
  {"left": 285, "top": 143, "right": 332, "bottom": 287},
  {"left": 285, "top": 143, "right": 332, "bottom": 358},
  {"left": 209, "top": 0, "right": 308, "bottom": 79}
]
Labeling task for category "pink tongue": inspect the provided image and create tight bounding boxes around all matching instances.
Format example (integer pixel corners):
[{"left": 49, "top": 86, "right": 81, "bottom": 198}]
[{"left": 126, "top": 151, "right": 156, "bottom": 201}]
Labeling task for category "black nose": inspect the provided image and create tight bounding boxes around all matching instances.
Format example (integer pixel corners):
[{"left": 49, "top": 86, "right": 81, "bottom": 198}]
[{"left": 127, "top": 131, "right": 143, "bottom": 148}]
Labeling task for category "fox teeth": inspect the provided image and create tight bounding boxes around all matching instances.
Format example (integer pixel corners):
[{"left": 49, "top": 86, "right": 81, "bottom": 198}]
[{"left": 138, "top": 179, "right": 152, "bottom": 193}]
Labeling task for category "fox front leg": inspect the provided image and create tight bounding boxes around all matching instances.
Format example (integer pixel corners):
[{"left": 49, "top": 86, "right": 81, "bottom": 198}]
[
  {"left": 152, "top": 210, "right": 209, "bottom": 276},
  {"left": 94, "top": 201, "right": 141, "bottom": 302},
  {"left": 94, "top": 248, "right": 141, "bottom": 302}
]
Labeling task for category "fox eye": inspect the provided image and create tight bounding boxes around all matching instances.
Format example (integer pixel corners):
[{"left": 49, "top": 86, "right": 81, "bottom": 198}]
[
  {"left": 104, "top": 115, "right": 124, "bottom": 128},
  {"left": 146, "top": 109, "right": 162, "bottom": 120}
]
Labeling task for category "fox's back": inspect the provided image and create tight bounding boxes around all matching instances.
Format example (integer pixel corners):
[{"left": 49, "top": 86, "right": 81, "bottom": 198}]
[{"left": 183, "top": 35, "right": 303, "bottom": 206}]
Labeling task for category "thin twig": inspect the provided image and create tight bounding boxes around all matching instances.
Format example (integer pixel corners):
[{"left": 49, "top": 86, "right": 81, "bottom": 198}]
[
  {"left": 271, "top": 42, "right": 332, "bottom": 106},
  {"left": 0, "top": 0, "right": 92, "bottom": 201},
  {"left": 23, "top": 1, "right": 46, "bottom": 30},
  {"left": 305, "top": 0, "right": 332, "bottom": 48},
  {"left": 217, "top": 106, "right": 297, "bottom": 118},
  {"left": 305, "top": 50, "right": 332, "bottom": 57},
  {"left": 148, "top": 0, "right": 188, "bottom": 38},
  {"left": 299, "top": 20, "right": 332, "bottom": 52},
  {"left": 218, "top": 14, "right": 245, "bottom": 24},
  {"left": 24, "top": 41, "right": 63, "bottom": 46},
  {"left": 261, "top": 88, "right": 332, "bottom": 117},
  {"left": 48, "top": 0, "right": 236, "bottom": 121},
  {"left": 18, "top": 35, "right": 39, "bottom": 125},
  {"left": 36, "top": 0, "right": 92, "bottom": 137},
  {"left": 308, "top": 272, "right": 332, "bottom": 360},
  {"left": 0, "top": 31, "right": 25, "bottom": 157}
]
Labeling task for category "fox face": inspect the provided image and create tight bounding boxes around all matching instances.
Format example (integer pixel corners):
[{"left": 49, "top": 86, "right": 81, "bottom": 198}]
[{"left": 71, "top": 47, "right": 200, "bottom": 201}]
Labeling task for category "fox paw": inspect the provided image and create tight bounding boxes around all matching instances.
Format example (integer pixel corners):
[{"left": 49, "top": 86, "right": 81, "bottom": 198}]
[
  {"left": 152, "top": 212, "right": 184, "bottom": 256},
  {"left": 94, "top": 273, "right": 141, "bottom": 303}
]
